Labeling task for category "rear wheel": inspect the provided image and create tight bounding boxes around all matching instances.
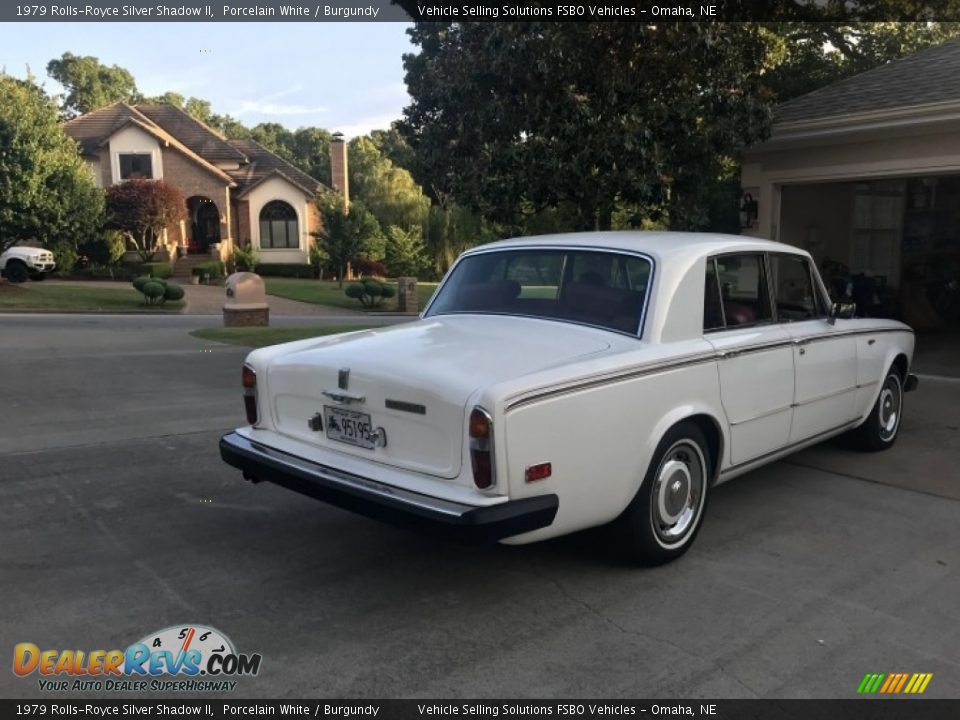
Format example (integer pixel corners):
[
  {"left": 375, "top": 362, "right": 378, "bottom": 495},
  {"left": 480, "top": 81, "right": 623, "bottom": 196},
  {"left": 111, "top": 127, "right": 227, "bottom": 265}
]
[
  {"left": 616, "top": 422, "right": 711, "bottom": 565},
  {"left": 4, "top": 261, "right": 28, "bottom": 283},
  {"left": 851, "top": 368, "right": 904, "bottom": 452}
]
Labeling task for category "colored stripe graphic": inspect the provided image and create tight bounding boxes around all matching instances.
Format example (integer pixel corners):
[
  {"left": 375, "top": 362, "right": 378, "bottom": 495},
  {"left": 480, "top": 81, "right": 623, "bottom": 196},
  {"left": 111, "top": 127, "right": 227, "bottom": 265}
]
[{"left": 857, "top": 672, "right": 932, "bottom": 694}]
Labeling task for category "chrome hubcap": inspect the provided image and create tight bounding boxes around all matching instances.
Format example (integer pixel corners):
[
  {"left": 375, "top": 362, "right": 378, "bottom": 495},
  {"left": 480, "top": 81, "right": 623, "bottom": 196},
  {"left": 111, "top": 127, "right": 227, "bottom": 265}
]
[
  {"left": 651, "top": 440, "right": 705, "bottom": 546},
  {"left": 878, "top": 374, "right": 902, "bottom": 441}
]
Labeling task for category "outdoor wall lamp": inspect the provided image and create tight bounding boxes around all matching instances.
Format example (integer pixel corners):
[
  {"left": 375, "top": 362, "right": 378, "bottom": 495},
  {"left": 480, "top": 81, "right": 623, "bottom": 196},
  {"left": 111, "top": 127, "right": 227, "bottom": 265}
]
[{"left": 739, "top": 192, "right": 758, "bottom": 230}]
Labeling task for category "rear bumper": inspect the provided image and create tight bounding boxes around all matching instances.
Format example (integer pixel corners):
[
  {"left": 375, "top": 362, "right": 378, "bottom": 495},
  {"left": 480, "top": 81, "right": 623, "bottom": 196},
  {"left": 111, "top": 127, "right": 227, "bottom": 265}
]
[{"left": 219, "top": 432, "right": 558, "bottom": 542}]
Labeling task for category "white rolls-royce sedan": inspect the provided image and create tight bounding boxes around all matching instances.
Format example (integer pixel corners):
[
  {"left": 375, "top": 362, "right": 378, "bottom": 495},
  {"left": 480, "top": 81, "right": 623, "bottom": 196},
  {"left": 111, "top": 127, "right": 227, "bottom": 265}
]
[{"left": 220, "top": 232, "right": 917, "bottom": 564}]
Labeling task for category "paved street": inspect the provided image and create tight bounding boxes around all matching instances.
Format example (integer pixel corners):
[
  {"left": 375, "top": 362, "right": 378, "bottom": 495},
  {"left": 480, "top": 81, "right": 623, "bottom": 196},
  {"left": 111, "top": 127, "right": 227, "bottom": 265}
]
[{"left": 1, "top": 315, "right": 958, "bottom": 699}]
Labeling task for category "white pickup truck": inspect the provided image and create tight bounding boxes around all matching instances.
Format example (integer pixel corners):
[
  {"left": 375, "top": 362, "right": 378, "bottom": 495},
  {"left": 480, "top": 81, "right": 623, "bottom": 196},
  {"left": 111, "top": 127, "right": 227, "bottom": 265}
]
[{"left": 0, "top": 246, "right": 56, "bottom": 282}]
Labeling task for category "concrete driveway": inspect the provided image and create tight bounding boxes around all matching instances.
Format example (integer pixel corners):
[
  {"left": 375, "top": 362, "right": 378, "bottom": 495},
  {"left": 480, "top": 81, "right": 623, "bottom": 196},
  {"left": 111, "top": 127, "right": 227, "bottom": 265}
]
[{"left": 1, "top": 315, "right": 958, "bottom": 699}]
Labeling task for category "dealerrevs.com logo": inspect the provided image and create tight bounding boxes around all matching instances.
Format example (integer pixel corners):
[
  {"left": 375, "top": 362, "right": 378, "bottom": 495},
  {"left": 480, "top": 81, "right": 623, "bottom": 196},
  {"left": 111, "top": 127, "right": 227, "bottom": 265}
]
[{"left": 13, "top": 625, "right": 262, "bottom": 693}]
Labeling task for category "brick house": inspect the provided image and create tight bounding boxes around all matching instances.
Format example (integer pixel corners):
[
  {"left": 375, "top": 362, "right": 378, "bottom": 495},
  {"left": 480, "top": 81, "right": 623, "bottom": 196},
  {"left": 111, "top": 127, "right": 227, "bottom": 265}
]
[{"left": 64, "top": 102, "right": 349, "bottom": 267}]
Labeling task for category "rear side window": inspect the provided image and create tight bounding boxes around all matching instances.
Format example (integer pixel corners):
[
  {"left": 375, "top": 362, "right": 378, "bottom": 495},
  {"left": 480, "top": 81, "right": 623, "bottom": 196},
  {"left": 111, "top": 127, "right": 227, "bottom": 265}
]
[
  {"left": 703, "top": 254, "right": 773, "bottom": 331},
  {"left": 769, "top": 254, "right": 826, "bottom": 321}
]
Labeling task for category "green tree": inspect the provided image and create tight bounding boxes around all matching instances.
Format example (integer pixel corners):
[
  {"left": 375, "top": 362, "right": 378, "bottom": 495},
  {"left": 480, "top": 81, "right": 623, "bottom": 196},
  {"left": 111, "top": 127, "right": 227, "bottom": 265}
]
[
  {"left": 384, "top": 225, "right": 429, "bottom": 277},
  {"left": 251, "top": 122, "right": 296, "bottom": 160},
  {"left": 46, "top": 52, "right": 139, "bottom": 117},
  {"left": 0, "top": 74, "right": 104, "bottom": 257},
  {"left": 349, "top": 136, "right": 430, "bottom": 231},
  {"left": 314, "top": 192, "right": 383, "bottom": 287},
  {"left": 291, "top": 127, "right": 333, "bottom": 185},
  {"left": 105, "top": 179, "right": 186, "bottom": 263},
  {"left": 763, "top": 22, "right": 960, "bottom": 103},
  {"left": 401, "top": 23, "right": 775, "bottom": 232}
]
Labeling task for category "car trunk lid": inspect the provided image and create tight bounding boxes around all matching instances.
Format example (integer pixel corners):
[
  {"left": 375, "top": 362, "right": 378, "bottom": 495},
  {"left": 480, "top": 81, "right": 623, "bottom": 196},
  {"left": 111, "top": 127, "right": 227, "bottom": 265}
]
[{"left": 266, "top": 316, "right": 611, "bottom": 478}]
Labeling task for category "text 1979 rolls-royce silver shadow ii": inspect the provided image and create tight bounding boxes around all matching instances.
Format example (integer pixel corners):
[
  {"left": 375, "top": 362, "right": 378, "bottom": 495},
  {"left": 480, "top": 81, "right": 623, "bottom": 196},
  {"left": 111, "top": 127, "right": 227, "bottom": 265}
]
[{"left": 220, "top": 232, "right": 918, "bottom": 564}]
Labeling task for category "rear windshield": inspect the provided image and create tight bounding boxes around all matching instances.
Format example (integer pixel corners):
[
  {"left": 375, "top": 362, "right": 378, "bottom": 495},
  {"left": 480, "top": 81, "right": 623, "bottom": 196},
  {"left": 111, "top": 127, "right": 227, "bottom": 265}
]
[{"left": 425, "top": 248, "right": 653, "bottom": 335}]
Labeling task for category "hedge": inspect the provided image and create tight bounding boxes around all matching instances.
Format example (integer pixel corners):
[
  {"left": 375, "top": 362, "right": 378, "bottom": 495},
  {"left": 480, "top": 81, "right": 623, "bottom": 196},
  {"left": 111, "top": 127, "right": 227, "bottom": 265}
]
[
  {"left": 138, "top": 262, "right": 173, "bottom": 279},
  {"left": 191, "top": 261, "right": 226, "bottom": 279},
  {"left": 254, "top": 263, "right": 314, "bottom": 279}
]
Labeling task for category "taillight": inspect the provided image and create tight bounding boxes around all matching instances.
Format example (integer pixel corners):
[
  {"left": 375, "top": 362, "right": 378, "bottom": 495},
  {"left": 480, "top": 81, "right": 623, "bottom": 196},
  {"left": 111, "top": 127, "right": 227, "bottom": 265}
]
[
  {"left": 469, "top": 407, "right": 495, "bottom": 490},
  {"left": 242, "top": 365, "right": 258, "bottom": 425}
]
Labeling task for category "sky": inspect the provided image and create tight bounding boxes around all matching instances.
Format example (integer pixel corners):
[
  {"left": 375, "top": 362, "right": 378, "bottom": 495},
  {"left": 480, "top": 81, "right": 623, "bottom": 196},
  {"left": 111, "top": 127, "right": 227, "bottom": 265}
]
[{"left": 0, "top": 22, "right": 416, "bottom": 137}]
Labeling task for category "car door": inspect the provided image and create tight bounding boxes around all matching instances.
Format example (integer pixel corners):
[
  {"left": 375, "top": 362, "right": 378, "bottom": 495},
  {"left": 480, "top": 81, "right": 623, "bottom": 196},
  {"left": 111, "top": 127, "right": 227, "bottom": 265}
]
[
  {"left": 704, "top": 254, "right": 795, "bottom": 465},
  {"left": 769, "top": 252, "right": 858, "bottom": 443}
]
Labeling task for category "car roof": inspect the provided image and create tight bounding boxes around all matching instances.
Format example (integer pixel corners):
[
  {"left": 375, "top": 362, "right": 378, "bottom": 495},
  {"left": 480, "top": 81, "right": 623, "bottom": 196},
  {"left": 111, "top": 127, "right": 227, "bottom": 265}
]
[{"left": 470, "top": 231, "right": 799, "bottom": 263}]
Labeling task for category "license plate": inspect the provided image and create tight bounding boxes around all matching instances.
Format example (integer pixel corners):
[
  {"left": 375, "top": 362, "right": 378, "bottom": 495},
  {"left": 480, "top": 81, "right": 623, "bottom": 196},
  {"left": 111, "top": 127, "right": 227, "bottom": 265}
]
[{"left": 323, "top": 406, "right": 376, "bottom": 450}]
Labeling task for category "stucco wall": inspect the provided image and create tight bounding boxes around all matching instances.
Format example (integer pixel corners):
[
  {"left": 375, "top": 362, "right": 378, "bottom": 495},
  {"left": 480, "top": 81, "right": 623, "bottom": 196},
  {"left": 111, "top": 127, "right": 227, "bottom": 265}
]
[
  {"left": 244, "top": 176, "right": 312, "bottom": 264},
  {"left": 742, "top": 121, "right": 960, "bottom": 242},
  {"left": 108, "top": 125, "right": 163, "bottom": 183}
]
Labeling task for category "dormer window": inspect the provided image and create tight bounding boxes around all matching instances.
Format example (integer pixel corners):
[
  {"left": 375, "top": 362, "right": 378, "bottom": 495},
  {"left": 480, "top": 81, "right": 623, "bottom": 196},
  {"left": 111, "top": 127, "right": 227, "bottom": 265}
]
[{"left": 119, "top": 153, "right": 153, "bottom": 180}]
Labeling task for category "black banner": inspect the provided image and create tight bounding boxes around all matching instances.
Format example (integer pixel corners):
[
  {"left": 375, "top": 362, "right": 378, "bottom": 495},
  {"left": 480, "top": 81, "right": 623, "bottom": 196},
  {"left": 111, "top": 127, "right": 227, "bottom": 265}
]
[
  {"left": 5, "top": 0, "right": 960, "bottom": 23},
  {"left": 3, "top": 700, "right": 960, "bottom": 720}
]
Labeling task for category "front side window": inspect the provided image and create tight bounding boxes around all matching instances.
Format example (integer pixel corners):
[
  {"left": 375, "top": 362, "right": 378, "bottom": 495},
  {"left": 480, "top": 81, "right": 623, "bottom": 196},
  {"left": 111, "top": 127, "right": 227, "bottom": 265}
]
[
  {"left": 770, "top": 254, "right": 827, "bottom": 321},
  {"left": 259, "top": 201, "right": 299, "bottom": 249},
  {"left": 119, "top": 153, "right": 153, "bottom": 180},
  {"left": 427, "top": 249, "right": 652, "bottom": 335},
  {"left": 704, "top": 253, "right": 773, "bottom": 330}
]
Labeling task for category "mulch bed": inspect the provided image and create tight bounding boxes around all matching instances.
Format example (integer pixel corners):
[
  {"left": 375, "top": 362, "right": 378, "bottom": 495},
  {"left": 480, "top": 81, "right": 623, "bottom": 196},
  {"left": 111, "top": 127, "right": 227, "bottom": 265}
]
[{"left": 0, "top": 281, "right": 25, "bottom": 294}]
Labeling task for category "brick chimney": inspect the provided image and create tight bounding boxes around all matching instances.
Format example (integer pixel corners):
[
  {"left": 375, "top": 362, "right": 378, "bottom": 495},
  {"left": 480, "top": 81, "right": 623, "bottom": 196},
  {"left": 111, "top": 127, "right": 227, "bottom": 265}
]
[{"left": 329, "top": 132, "right": 349, "bottom": 212}]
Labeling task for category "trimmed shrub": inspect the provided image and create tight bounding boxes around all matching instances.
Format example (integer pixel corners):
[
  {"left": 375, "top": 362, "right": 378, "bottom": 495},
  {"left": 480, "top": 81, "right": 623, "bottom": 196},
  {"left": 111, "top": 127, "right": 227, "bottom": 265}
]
[
  {"left": 164, "top": 283, "right": 185, "bottom": 302},
  {"left": 132, "top": 276, "right": 152, "bottom": 292},
  {"left": 140, "top": 280, "right": 167, "bottom": 305},
  {"left": 254, "top": 263, "right": 314, "bottom": 279},
  {"left": 345, "top": 278, "right": 395, "bottom": 308}
]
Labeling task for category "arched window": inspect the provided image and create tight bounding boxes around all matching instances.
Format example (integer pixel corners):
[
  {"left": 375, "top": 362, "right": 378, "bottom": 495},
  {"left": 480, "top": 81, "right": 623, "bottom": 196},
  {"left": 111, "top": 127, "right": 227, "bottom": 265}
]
[{"left": 259, "top": 201, "right": 299, "bottom": 249}]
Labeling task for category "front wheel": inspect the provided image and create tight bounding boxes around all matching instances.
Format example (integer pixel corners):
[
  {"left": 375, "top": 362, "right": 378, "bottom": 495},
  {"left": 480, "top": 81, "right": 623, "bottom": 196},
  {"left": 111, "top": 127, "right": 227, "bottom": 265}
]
[
  {"left": 851, "top": 368, "right": 904, "bottom": 451},
  {"left": 4, "top": 262, "right": 28, "bottom": 283},
  {"left": 615, "top": 422, "right": 711, "bottom": 565}
]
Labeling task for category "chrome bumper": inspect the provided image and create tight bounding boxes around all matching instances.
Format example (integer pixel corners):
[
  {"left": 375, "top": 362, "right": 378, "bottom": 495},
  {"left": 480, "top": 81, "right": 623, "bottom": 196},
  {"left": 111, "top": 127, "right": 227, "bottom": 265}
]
[{"left": 219, "top": 432, "right": 558, "bottom": 542}]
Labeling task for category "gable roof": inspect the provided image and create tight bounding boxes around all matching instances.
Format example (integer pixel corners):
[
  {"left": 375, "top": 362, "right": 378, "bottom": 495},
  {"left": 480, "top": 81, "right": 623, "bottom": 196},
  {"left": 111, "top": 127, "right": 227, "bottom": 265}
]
[
  {"left": 64, "top": 102, "right": 326, "bottom": 196},
  {"left": 64, "top": 103, "right": 236, "bottom": 184},
  {"left": 227, "top": 138, "right": 325, "bottom": 197},
  {"left": 135, "top": 104, "right": 247, "bottom": 163},
  {"left": 776, "top": 39, "right": 960, "bottom": 125}
]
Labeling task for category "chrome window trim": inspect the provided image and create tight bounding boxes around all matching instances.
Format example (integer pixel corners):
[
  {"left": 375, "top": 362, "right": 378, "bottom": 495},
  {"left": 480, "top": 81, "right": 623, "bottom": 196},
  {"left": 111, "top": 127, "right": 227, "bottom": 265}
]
[
  {"left": 703, "top": 251, "right": 778, "bottom": 332},
  {"left": 768, "top": 251, "right": 831, "bottom": 323}
]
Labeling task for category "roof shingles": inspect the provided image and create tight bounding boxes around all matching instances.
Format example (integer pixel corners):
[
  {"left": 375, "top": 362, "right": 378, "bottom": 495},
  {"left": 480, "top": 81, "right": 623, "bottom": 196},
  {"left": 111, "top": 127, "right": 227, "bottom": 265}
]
[
  {"left": 775, "top": 39, "right": 960, "bottom": 124},
  {"left": 63, "top": 102, "right": 325, "bottom": 195}
]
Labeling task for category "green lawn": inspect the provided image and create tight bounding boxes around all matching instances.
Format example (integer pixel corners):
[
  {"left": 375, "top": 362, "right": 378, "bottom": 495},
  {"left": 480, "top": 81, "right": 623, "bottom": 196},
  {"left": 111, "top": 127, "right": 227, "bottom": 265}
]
[
  {"left": 0, "top": 282, "right": 183, "bottom": 313},
  {"left": 263, "top": 278, "right": 439, "bottom": 311},
  {"left": 190, "top": 324, "right": 374, "bottom": 348}
]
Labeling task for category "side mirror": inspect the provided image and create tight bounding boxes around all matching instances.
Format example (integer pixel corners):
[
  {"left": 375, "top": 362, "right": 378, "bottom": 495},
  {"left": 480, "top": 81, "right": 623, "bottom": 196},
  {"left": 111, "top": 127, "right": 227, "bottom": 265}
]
[{"left": 829, "top": 302, "right": 856, "bottom": 324}]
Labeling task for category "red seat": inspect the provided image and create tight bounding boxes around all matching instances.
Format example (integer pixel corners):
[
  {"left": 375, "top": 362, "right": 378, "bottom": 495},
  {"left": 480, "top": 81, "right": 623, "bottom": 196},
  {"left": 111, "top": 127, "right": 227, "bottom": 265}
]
[{"left": 723, "top": 301, "right": 755, "bottom": 326}]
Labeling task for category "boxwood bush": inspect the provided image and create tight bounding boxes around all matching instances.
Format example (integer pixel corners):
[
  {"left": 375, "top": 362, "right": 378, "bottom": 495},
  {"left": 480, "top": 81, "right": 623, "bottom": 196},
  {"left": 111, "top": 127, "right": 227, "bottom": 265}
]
[
  {"left": 345, "top": 278, "right": 396, "bottom": 308},
  {"left": 131, "top": 277, "right": 185, "bottom": 306}
]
